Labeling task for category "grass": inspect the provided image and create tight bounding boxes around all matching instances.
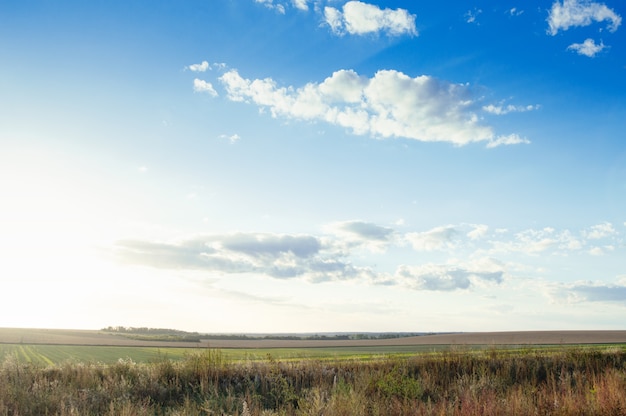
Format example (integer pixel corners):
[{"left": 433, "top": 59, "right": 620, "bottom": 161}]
[{"left": 1, "top": 345, "right": 625, "bottom": 415}]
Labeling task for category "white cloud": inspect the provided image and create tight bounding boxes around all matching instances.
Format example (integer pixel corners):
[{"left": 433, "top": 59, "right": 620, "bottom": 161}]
[
  {"left": 187, "top": 61, "right": 227, "bottom": 72},
  {"left": 323, "top": 1, "right": 417, "bottom": 36},
  {"left": 486, "top": 134, "right": 531, "bottom": 148},
  {"left": 292, "top": 0, "right": 308, "bottom": 11},
  {"left": 324, "top": 6, "right": 344, "bottom": 33},
  {"left": 567, "top": 38, "right": 607, "bottom": 57},
  {"left": 112, "top": 221, "right": 623, "bottom": 296},
  {"left": 187, "top": 61, "right": 209, "bottom": 72},
  {"left": 584, "top": 222, "right": 616, "bottom": 239},
  {"left": 219, "top": 68, "right": 529, "bottom": 147},
  {"left": 255, "top": 0, "right": 286, "bottom": 14},
  {"left": 115, "top": 232, "right": 374, "bottom": 282},
  {"left": 193, "top": 79, "right": 218, "bottom": 96},
  {"left": 509, "top": 8, "right": 524, "bottom": 16},
  {"left": 395, "top": 258, "right": 504, "bottom": 291},
  {"left": 483, "top": 103, "right": 540, "bottom": 115},
  {"left": 467, "top": 224, "right": 489, "bottom": 240},
  {"left": 547, "top": 0, "right": 621, "bottom": 35},
  {"left": 490, "top": 227, "right": 584, "bottom": 255}
]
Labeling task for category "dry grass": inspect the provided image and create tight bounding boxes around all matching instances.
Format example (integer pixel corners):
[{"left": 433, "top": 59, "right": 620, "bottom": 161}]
[{"left": 1, "top": 346, "right": 625, "bottom": 415}]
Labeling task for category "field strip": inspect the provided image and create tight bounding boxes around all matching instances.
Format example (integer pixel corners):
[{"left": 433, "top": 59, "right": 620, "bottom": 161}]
[{"left": 1, "top": 328, "right": 626, "bottom": 349}]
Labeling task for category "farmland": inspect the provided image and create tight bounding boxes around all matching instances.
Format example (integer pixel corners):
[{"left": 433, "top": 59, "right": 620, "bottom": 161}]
[
  {"left": 1, "top": 328, "right": 626, "bottom": 415},
  {"left": 2, "top": 328, "right": 626, "bottom": 365}
]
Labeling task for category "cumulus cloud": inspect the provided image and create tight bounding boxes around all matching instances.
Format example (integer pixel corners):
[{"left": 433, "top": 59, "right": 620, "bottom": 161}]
[
  {"left": 219, "top": 68, "right": 529, "bottom": 147},
  {"left": 323, "top": 1, "right": 417, "bottom": 36},
  {"left": 193, "top": 79, "right": 218, "bottom": 96},
  {"left": 547, "top": 0, "right": 621, "bottom": 35},
  {"left": 568, "top": 38, "right": 607, "bottom": 56},
  {"left": 187, "top": 61, "right": 209, "bottom": 72}
]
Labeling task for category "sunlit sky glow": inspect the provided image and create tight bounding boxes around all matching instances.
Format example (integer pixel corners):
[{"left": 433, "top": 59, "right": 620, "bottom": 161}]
[{"left": 1, "top": 0, "right": 625, "bottom": 333}]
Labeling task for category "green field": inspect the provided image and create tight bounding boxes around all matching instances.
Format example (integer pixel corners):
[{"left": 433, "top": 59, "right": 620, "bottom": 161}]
[
  {"left": 0, "top": 344, "right": 452, "bottom": 365},
  {"left": 2, "top": 342, "right": 624, "bottom": 366}
]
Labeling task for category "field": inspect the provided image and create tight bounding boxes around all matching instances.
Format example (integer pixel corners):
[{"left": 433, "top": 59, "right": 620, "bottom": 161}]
[
  {"left": 2, "top": 328, "right": 626, "bottom": 365},
  {"left": 1, "top": 328, "right": 626, "bottom": 415}
]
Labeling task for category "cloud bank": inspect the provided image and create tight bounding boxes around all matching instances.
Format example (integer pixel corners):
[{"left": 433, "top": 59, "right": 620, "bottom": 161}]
[{"left": 113, "top": 221, "right": 623, "bottom": 297}]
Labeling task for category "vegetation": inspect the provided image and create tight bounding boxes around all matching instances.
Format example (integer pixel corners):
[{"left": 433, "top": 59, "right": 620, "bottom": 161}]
[
  {"left": 1, "top": 346, "right": 625, "bottom": 415},
  {"left": 101, "top": 327, "right": 203, "bottom": 343},
  {"left": 100, "top": 327, "right": 428, "bottom": 342}
]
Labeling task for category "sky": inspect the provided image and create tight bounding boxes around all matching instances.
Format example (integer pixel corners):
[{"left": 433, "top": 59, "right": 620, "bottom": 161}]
[{"left": 1, "top": 0, "right": 625, "bottom": 333}]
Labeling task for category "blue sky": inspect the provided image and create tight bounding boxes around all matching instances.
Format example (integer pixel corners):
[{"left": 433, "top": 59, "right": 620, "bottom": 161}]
[{"left": 1, "top": 0, "right": 625, "bottom": 333}]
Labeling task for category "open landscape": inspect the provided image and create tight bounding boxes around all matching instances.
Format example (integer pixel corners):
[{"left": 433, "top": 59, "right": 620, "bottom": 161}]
[
  {"left": 1, "top": 328, "right": 626, "bottom": 415},
  {"left": 3, "top": 0, "right": 626, "bottom": 414}
]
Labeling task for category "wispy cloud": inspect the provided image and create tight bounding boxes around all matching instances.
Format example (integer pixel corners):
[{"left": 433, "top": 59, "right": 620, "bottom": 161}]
[
  {"left": 465, "top": 8, "right": 482, "bottom": 24},
  {"left": 219, "top": 133, "right": 241, "bottom": 143},
  {"left": 255, "top": 0, "right": 286, "bottom": 14},
  {"left": 218, "top": 68, "right": 529, "bottom": 147},
  {"left": 394, "top": 258, "right": 504, "bottom": 292},
  {"left": 547, "top": 0, "right": 621, "bottom": 35},
  {"left": 323, "top": 1, "right": 417, "bottom": 36},
  {"left": 567, "top": 38, "right": 607, "bottom": 57},
  {"left": 483, "top": 103, "right": 540, "bottom": 115},
  {"left": 584, "top": 222, "right": 617, "bottom": 239},
  {"left": 329, "top": 220, "right": 395, "bottom": 242},
  {"left": 548, "top": 279, "right": 626, "bottom": 303},
  {"left": 405, "top": 225, "right": 458, "bottom": 251}
]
